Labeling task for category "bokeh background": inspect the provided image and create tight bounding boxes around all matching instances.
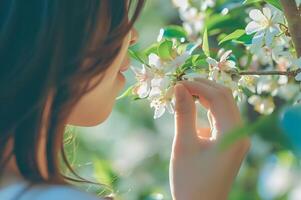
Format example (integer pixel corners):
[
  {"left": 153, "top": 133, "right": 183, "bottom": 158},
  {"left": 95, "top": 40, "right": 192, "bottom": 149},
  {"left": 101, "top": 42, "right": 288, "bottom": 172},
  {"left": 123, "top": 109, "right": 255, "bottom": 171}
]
[{"left": 63, "top": 1, "right": 301, "bottom": 200}]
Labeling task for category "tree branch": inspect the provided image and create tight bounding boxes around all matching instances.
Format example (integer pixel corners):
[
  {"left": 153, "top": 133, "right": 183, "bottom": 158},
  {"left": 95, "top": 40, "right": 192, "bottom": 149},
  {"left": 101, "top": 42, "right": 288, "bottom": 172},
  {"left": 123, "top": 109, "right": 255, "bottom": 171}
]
[
  {"left": 280, "top": 0, "right": 301, "bottom": 57},
  {"left": 239, "top": 68, "right": 301, "bottom": 77}
]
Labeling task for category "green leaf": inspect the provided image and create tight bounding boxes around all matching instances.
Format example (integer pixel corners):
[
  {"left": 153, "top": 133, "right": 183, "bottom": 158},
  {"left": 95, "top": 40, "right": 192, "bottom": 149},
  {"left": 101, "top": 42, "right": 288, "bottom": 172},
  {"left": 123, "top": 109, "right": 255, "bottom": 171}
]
[
  {"left": 177, "top": 43, "right": 189, "bottom": 55},
  {"left": 206, "top": 14, "right": 232, "bottom": 32},
  {"left": 93, "top": 159, "right": 117, "bottom": 187},
  {"left": 243, "top": 0, "right": 261, "bottom": 4},
  {"left": 265, "top": 0, "right": 282, "bottom": 11},
  {"left": 128, "top": 49, "right": 146, "bottom": 64},
  {"left": 157, "top": 40, "right": 173, "bottom": 60},
  {"left": 144, "top": 43, "right": 159, "bottom": 56},
  {"left": 160, "top": 25, "right": 187, "bottom": 40},
  {"left": 219, "top": 115, "right": 274, "bottom": 150},
  {"left": 116, "top": 85, "right": 135, "bottom": 100},
  {"left": 243, "top": 0, "right": 282, "bottom": 11},
  {"left": 219, "top": 29, "right": 246, "bottom": 45},
  {"left": 193, "top": 58, "right": 207, "bottom": 67},
  {"left": 219, "top": 111, "right": 290, "bottom": 151},
  {"left": 190, "top": 54, "right": 207, "bottom": 66},
  {"left": 232, "top": 33, "right": 253, "bottom": 45},
  {"left": 202, "top": 28, "right": 210, "bottom": 57}
]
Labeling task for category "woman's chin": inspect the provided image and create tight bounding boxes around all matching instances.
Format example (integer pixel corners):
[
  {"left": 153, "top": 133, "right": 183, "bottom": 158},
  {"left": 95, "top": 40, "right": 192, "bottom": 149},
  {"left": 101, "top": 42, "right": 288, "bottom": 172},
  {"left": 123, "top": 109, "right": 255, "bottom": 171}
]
[
  {"left": 67, "top": 101, "right": 115, "bottom": 127},
  {"left": 67, "top": 73, "right": 127, "bottom": 127},
  {"left": 73, "top": 109, "right": 113, "bottom": 127}
]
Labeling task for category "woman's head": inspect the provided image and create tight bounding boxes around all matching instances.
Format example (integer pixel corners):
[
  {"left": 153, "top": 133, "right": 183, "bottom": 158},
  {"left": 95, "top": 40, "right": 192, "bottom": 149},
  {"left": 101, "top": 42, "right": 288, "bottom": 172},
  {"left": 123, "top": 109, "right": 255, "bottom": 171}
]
[
  {"left": 67, "top": 28, "right": 139, "bottom": 126},
  {"left": 0, "top": 0, "right": 144, "bottom": 184}
]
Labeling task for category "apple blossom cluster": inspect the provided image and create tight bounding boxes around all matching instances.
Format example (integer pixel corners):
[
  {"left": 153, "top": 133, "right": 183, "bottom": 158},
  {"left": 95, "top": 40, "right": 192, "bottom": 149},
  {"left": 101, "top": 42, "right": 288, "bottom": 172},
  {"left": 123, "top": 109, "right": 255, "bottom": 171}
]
[
  {"left": 172, "top": 0, "right": 216, "bottom": 40},
  {"left": 130, "top": 43, "right": 196, "bottom": 119},
  {"left": 244, "top": 6, "right": 301, "bottom": 115},
  {"left": 125, "top": 1, "right": 301, "bottom": 119}
]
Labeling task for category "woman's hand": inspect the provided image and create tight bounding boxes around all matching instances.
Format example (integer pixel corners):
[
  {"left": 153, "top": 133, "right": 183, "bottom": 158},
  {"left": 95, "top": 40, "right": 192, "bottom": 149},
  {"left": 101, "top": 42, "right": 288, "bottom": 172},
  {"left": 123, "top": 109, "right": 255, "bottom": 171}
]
[{"left": 169, "top": 79, "right": 250, "bottom": 200}]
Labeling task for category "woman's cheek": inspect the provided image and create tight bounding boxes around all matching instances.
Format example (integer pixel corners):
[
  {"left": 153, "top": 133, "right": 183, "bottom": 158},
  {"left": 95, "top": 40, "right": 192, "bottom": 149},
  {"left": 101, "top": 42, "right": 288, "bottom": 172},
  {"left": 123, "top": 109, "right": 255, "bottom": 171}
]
[{"left": 67, "top": 36, "right": 130, "bottom": 126}]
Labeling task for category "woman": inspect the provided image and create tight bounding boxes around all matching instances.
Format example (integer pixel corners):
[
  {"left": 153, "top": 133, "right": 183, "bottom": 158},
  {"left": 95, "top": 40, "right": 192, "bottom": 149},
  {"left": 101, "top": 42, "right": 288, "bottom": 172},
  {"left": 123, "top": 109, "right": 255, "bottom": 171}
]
[{"left": 0, "top": 0, "right": 250, "bottom": 199}]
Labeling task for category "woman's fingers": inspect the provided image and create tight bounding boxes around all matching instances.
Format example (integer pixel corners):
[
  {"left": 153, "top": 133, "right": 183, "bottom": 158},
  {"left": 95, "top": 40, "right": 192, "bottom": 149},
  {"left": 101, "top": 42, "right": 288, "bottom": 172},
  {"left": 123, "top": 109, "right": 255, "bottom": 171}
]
[
  {"left": 174, "top": 84, "right": 198, "bottom": 146},
  {"left": 193, "top": 78, "right": 239, "bottom": 113},
  {"left": 179, "top": 80, "right": 241, "bottom": 134}
]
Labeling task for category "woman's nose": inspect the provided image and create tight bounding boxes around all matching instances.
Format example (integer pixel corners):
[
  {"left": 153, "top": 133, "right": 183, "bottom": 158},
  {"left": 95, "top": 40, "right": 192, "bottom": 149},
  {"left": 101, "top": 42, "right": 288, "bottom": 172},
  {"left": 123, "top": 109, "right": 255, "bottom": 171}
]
[{"left": 130, "top": 28, "right": 139, "bottom": 46}]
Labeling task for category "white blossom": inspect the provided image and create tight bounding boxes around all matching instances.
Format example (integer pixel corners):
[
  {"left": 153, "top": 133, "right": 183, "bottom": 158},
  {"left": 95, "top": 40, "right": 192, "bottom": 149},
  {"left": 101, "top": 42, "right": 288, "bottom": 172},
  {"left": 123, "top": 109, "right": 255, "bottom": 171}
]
[
  {"left": 248, "top": 95, "right": 275, "bottom": 115},
  {"left": 277, "top": 83, "right": 300, "bottom": 101},
  {"left": 238, "top": 75, "right": 259, "bottom": 93},
  {"left": 206, "top": 50, "right": 237, "bottom": 84},
  {"left": 132, "top": 65, "right": 154, "bottom": 98},
  {"left": 150, "top": 86, "right": 175, "bottom": 119},
  {"left": 276, "top": 57, "right": 291, "bottom": 71},
  {"left": 257, "top": 76, "right": 279, "bottom": 96},
  {"left": 133, "top": 50, "right": 191, "bottom": 118},
  {"left": 172, "top": 0, "right": 189, "bottom": 10},
  {"left": 200, "top": 0, "right": 215, "bottom": 11},
  {"left": 149, "top": 46, "right": 197, "bottom": 118},
  {"left": 206, "top": 50, "right": 236, "bottom": 71},
  {"left": 246, "top": 7, "right": 282, "bottom": 50},
  {"left": 149, "top": 77, "right": 170, "bottom": 99},
  {"left": 167, "top": 51, "right": 191, "bottom": 69},
  {"left": 206, "top": 50, "right": 239, "bottom": 97},
  {"left": 179, "top": 7, "right": 205, "bottom": 39}
]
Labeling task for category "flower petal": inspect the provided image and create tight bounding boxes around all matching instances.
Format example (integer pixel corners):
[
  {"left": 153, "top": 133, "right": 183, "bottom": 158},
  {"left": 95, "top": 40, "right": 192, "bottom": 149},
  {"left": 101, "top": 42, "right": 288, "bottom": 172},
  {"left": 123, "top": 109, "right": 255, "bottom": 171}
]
[
  {"left": 172, "top": 0, "right": 189, "bottom": 10},
  {"left": 149, "top": 87, "right": 161, "bottom": 99},
  {"left": 151, "top": 77, "right": 169, "bottom": 90},
  {"left": 206, "top": 57, "right": 218, "bottom": 68},
  {"left": 137, "top": 82, "right": 150, "bottom": 98},
  {"left": 131, "top": 66, "right": 142, "bottom": 76},
  {"left": 220, "top": 50, "right": 232, "bottom": 62},
  {"left": 149, "top": 53, "right": 161, "bottom": 68},
  {"left": 262, "top": 7, "right": 272, "bottom": 20},
  {"left": 209, "top": 67, "right": 219, "bottom": 81},
  {"left": 246, "top": 21, "right": 263, "bottom": 34},
  {"left": 166, "top": 102, "right": 175, "bottom": 114},
  {"left": 225, "top": 60, "right": 236, "bottom": 69},
  {"left": 248, "top": 95, "right": 260, "bottom": 105},
  {"left": 169, "top": 52, "right": 190, "bottom": 68},
  {"left": 249, "top": 9, "right": 266, "bottom": 22},
  {"left": 154, "top": 105, "right": 165, "bottom": 119},
  {"left": 151, "top": 78, "right": 162, "bottom": 87},
  {"left": 265, "top": 27, "right": 279, "bottom": 46},
  {"left": 259, "top": 97, "right": 275, "bottom": 115},
  {"left": 252, "top": 31, "right": 265, "bottom": 47}
]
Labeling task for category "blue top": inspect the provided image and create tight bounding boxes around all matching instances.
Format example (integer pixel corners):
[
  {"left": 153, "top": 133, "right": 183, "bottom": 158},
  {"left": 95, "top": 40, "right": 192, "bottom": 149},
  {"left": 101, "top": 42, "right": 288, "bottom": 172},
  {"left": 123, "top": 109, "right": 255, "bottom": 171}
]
[{"left": 0, "top": 182, "right": 103, "bottom": 200}]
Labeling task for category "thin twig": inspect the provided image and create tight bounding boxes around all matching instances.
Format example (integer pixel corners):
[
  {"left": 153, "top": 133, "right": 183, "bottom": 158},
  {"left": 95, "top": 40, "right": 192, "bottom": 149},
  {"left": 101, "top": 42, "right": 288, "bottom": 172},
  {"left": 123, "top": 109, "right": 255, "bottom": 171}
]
[{"left": 239, "top": 68, "right": 301, "bottom": 77}]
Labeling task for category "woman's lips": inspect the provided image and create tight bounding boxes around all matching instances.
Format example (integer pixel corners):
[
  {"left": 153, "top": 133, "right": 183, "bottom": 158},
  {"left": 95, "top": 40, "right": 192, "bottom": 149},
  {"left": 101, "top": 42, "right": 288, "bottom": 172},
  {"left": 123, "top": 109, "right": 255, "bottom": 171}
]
[
  {"left": 119, "top": 65, "right": 129, "bottom": 72},
  {"left": 119, "top": 59, "right": 131, "bottom": 72}
]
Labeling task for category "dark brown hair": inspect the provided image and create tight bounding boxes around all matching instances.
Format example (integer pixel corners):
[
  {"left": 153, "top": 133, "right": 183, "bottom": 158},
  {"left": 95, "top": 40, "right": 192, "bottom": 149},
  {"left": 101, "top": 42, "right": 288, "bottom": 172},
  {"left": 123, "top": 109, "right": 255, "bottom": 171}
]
[{"left": 0, "top": 0, "right": 144, "bottom": 194}]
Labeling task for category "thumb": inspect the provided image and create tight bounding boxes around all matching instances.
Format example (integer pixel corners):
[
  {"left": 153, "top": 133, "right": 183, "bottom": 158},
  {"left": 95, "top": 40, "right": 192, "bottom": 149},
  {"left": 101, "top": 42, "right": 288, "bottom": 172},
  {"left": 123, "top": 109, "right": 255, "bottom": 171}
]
[{"left": 174, "top": 83, "right": 197, "bottom": 137}]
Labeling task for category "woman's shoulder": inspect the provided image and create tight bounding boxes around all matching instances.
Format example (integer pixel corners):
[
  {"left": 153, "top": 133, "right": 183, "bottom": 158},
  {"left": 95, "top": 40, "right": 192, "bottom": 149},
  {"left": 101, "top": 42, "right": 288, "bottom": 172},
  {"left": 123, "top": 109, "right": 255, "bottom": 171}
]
[{"left": 0, "top": 182, "right": 105, "bottom": 200}]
